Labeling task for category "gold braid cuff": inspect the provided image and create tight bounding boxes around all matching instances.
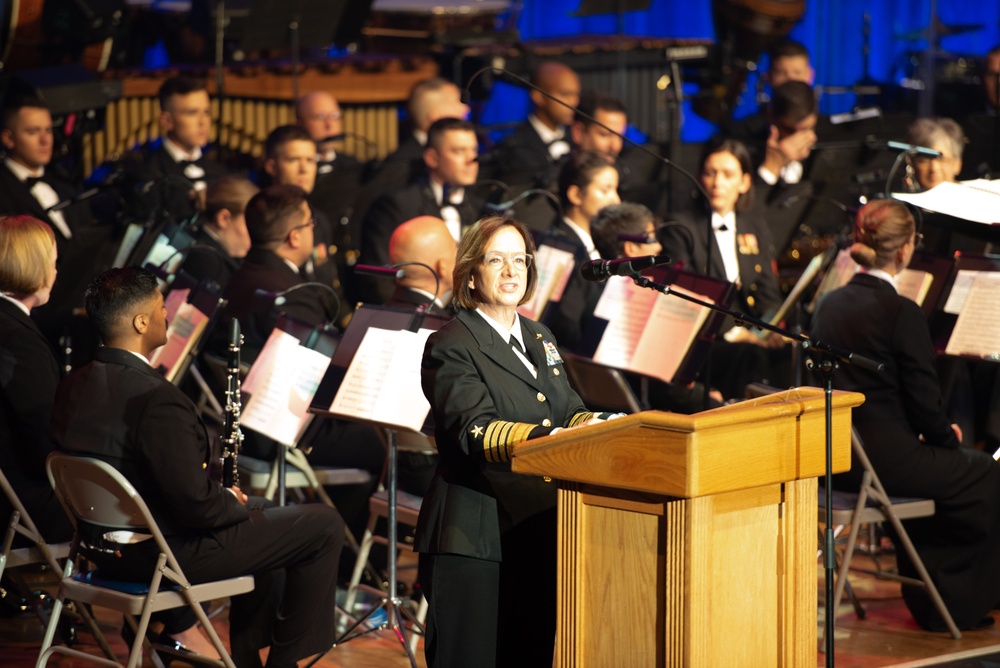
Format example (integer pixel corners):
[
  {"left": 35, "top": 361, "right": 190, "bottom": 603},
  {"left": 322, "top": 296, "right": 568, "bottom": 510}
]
[
  {"left": 567, "top": 412, "right": 597, "bottom": 428},
  {"left": 483, "top": 420, "right": 537, "bottom": 463}
]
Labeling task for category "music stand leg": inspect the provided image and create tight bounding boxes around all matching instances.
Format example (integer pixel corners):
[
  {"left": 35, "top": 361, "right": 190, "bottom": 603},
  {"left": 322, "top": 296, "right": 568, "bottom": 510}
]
[
  {"left": 305, "top": 427, "right": 424, "bottom": 667},
  {"left": 277, "top": 443, "right": 286, "bottom": 506}
]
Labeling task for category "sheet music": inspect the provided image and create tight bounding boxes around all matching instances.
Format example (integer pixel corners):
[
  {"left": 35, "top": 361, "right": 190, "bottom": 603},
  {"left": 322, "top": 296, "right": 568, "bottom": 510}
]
[
  {"left": 813, "top": 250, "right": 931, "bottom": 306},
  {"left": 896, "top": 269, "right": 933, "bottom": 306},
  {"left": 148, "top": 298, "right": 209, "bottom": 382},
  {"left": 591, "top": 277, "right": 711, "bottom": 383},
  {"left": 328, "top": 327, "right": 434, "bottom": 432},
  {"left": 893, "top": 180, "right": 1000, "bottom": 225},
  {"left": 942, "top": 269, "right": 983, "bottom": 314},
  {"left": 517, "top": 244, "right": 575, "bottom": 320},
  {"left": 945, "top": 273, "right": 1000, "bottom": 360},
  {"left": 241, "top": 329, "right": 332, "bottom": 447},
  {"left": 163, "top": 288, "right": 189, "bottom": 323},
  {"left": 112, "top": 223, "right": 145, "bottom": 268}
]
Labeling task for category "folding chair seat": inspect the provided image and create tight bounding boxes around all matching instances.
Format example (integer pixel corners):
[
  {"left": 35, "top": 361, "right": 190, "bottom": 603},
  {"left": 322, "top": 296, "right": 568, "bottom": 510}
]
[
  {"left": 0, "top": 466, "right": 112, "bottom": 658},
  {"left": 824, "top": 428, "right": 960, "bottom": 639},
  {"left": 38, "top": 453, "right": 254, "bottom": 668}
]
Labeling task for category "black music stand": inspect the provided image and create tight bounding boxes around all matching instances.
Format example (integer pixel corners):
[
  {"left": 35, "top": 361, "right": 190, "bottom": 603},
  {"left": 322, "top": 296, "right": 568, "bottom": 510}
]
[
  {"left": 307, "top": 305, "right": 450, "bottom": 667},
  {"left": 239, "top": 0, "right": 348, "bottom": 98}
]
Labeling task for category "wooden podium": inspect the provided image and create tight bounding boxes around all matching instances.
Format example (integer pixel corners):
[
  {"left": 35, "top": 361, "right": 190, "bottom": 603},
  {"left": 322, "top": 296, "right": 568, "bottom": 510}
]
[{"left": 511, "top": 387, "right": 865, "bottom": 667}]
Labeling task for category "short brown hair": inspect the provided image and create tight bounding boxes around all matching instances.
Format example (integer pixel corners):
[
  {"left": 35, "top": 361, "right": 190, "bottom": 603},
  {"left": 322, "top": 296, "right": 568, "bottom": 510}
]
[
  {"left": 0, "top": 215, "right": 56, "bottom": 298},
  {"left": 245, "top": 184, "right": 309, "bottom": 249},
  {"left": 453, "top": 216, "right": 537, "bottom": 311}
]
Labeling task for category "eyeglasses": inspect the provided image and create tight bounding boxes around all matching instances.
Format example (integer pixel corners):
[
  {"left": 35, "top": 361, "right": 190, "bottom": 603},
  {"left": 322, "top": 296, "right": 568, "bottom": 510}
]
[
  {"left": 482, "top": 252, "right": 532, "bottom": 271},
  {"left": 310, "top": 112, "right": 342, "bottom": 122},
  {"left": 286, "top": 218, "right": 316, "bottom": 240}
]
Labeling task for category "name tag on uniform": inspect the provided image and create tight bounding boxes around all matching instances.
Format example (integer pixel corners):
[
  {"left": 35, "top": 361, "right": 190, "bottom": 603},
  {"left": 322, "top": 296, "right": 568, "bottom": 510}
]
[{"left": 542, "top": 340, "right": 563, "bottom": 366}]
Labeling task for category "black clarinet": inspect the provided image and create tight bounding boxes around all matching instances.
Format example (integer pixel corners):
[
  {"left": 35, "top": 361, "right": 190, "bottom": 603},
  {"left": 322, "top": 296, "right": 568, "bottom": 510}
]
[{"left": 221, "top": 318, "right": 244, "bottom": 488}]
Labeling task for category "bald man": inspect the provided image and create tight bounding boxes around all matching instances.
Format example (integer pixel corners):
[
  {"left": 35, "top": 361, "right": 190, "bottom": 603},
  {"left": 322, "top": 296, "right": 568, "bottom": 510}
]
[
  {"left": 295, "top": 91, "right": 365, "bottom": 288},
  {"left": 482, "top": 61, "right": 581, "bottom": 231},
  {"left": 385, "top": 216, "right": 456, "bottom": 315}
]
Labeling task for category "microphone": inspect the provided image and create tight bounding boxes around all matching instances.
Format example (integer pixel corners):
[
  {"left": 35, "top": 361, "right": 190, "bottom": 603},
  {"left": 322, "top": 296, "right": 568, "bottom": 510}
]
[
  {"left": 316, "top": 132, "right": 378, "bottom": 159},
  {"left": 482, "top": 188, "right": 564, "bottom": 220},
  {"left": 355, "top": 262, "right": 442, "bottom": 310},
  {"left": 866, "top": 137, "right": 942, "bottom": 158},
  {"left": 355, "top": 264, "right": 405, "bottom": 279},
  {"left": 580, "top": 255, "right": 671, "bottom": 282},
  {"left": 253, "top": 282, "right": 342, "bottom": 329}
]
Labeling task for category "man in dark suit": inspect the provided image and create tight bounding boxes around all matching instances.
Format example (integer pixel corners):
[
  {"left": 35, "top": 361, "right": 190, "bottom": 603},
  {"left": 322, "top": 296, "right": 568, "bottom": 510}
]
[
  {"left": 350, "top": 77, "right": 470, "bottom": 239},
  {"left": 261, "top": 125, "right": 350, "bottom": 328},
  {"left": 296, "top": 91, "right": 365, "bottom": 274},
  {"left": 217, "top": 184, "right": 337, "bottom": 360},
  {"left": 383, "top": 215, "right": 457, "bottom": 498},
  {"left": 216, "top": 184, "right": 384, "bottom": 560},
  {"left": 126, "top": 77, "right": 228, "bottom": 228},
  {"left": 359, "top": 118, "right": 484, "bottom": 305},
  {"left": 385, "top": 215, "right": 456, "bottom": 316},
  {"left": 483, "top": 61, "right": 581, "bottom": 231},
  {"left": 50, "top": 266, "right": 344, "bottom": 668},
  {"left": 0, "top": 96, "right": 114, "bottom": 362}
]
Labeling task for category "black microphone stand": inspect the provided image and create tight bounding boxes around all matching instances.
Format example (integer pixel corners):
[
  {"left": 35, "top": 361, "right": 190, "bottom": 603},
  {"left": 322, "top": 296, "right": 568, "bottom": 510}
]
[
  {"left": 465, "top": 65, "right": 724, "bottom": 404},
  {"left": 627, "top": 270, "right": 882, "bottom": 666}
]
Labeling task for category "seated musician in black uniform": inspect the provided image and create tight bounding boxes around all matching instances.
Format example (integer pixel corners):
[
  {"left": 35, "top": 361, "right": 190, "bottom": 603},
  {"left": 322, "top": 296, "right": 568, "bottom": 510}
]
[
  {"left": 906, "top": 117, "right": 1000, "bottom": 454},
  {"left": 811, "top": 199, "right": 1000, "bottom": 632},
  {"left": 178, "top": 174, "right": 258, "bottom": 292},
  {"left": 262, "top": 124, "right": 350, "bottom": 328},
  {"left": 543, "top": 151, "right": 621, "bottom": 350},
  {"left": 351, "top": 77, "right": 470, "bottom": 234},
  {"left": 0, "top": 214, "right": 220, "bottom": 656},
  {"left": 216, "top": 184, "right": 384, "bottom": 564},
  {"left": 385, "top": 215, "right": 457, "bottom": 316},
  {"left": 127, "top": 76, "right": 228, "bottom": 227},
  {"left": 51, "top": 266, "right": 345, "bottom": 667},
  {"left": 359, "top": 118, "right": 484, "bottom": 304},
  {"left": 483, "top": 61, "right": 581, "bottom": 232},
  {"left": 0, "top": 215, "right": 72, "bottom": 547},
  {"left": 659, "top": 137, "right": 787, "bottom": 400},
  {"left": 0, "top": 95, "right": 115, "bottom": 364},
  {"left": 416, "top": 215, "right": 621, "bottom": 668},
  {"left": 295, "top": 91, "right": 365, "bottom": 294}
]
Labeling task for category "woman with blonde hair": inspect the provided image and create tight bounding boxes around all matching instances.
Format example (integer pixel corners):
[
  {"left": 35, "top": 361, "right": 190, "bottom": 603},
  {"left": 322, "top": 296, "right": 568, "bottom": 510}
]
[
  {"left": 0, "top": 215, "right": 69, "bottom": 543},
  {"left": 811, "top": 199, "right": 1000, "bottom": 632}
]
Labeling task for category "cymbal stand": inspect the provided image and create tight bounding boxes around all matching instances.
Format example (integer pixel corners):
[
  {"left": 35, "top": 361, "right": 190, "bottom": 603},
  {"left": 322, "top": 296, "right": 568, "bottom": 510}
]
[{"left": 307, "top": 426, "right": 423, "bottom": 668}]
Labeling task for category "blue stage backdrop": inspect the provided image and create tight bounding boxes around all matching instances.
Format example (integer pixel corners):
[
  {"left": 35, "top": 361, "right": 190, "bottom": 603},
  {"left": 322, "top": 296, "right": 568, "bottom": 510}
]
[{"left": 475, "top": 0, "right": 1000, "bottom": 143}]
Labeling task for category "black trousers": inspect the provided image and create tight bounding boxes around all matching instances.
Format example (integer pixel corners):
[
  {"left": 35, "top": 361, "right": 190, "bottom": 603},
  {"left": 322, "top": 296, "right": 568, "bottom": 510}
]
[
  {"left": 418, "top": 508, "right": 557, "bottom": 668},
  {"left": 89, "top": 502, "right": 344, "bottom": 668}
]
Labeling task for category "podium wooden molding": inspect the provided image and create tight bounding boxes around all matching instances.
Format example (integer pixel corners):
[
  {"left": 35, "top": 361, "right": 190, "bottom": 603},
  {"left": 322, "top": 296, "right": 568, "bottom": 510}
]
[{"left": 512, "top": 387, "right": 864, "bottom": 667}]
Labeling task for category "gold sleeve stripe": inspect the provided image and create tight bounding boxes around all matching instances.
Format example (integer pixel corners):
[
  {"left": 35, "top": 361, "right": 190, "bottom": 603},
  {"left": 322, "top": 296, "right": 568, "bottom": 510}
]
[
  {"left": 568, "top": 412, "right": 596, "bottom": 428},
  {"left": 483, "top": 420, "right": 537, "bottom": 462}
]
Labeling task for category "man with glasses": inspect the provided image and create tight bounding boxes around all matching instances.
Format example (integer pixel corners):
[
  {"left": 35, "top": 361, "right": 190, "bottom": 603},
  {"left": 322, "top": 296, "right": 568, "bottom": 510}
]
[
  {"left": 216, "top": 184, "right": 331, "bottom": 360},
  {"left": 295, "top": 92, "right": 365, "bottom": 283}
]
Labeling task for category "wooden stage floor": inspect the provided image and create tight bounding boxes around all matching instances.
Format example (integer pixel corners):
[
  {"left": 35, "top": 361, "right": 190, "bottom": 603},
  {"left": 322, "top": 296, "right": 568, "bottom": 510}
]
[{"left": 4, "top": 548, "right": 1000, "bottom": 667}]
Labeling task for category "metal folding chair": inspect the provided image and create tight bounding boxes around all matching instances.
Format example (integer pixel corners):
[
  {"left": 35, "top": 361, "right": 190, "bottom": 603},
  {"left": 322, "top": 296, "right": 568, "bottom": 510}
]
[{"left": 37, "top": 453, "right": 255, "bottom": 668}]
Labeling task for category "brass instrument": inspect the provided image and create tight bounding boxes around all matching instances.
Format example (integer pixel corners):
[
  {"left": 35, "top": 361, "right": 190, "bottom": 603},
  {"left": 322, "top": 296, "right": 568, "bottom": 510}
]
[{"left": 221, "top": 318, "right": 244, "bottom": 489}]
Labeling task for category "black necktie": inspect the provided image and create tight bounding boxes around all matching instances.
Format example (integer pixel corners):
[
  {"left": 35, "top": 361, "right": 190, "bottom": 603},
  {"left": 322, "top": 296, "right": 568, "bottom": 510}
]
[
  {"left": 510, "top": 336, "right": 524, "bottom": 357},
  {"left": 23, "top": 176, "right": 42, "bottom": 190}
]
